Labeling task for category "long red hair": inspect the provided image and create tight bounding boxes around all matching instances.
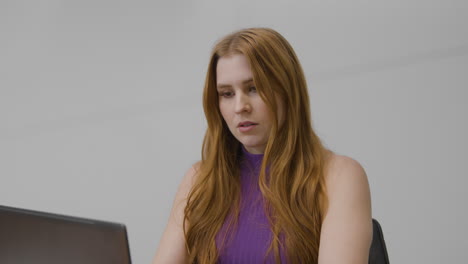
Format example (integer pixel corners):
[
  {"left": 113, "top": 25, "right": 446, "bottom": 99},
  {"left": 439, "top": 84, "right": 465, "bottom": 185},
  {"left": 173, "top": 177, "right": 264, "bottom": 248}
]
[{"left": 184, "top": 28, "right": 333, "bottom": 264}]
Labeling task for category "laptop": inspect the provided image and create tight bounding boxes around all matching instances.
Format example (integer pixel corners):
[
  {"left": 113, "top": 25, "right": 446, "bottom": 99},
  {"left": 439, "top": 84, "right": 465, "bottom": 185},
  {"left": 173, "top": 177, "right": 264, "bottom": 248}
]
[{"left": 0, "top": 205, "right": 132, "bottom": 264}]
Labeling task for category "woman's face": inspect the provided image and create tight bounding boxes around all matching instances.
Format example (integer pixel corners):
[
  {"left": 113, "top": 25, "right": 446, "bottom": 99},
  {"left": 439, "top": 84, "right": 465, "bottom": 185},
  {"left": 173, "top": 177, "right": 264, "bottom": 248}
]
[{"left": 216, "top": 54, "right": 284, "bottom": 154}]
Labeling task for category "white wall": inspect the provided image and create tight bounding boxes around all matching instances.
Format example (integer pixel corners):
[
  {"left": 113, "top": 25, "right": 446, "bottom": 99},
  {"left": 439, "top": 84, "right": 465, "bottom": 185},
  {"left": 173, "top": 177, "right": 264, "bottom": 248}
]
[{"left": 1, "top": 1, "right": 467, "bottom": 263}]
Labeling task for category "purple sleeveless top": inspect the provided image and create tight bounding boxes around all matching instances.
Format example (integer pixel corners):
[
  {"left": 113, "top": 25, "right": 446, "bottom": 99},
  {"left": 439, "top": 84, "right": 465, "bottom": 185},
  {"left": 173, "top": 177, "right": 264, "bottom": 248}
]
[{"left": 215, "top": 147, "right": 287, "bottom": 264}]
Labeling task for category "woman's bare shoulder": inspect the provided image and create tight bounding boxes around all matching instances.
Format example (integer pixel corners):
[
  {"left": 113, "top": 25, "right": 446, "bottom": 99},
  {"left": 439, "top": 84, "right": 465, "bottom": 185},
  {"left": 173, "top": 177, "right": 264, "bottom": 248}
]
[
  {"left": 318, "top": 153, "right": 372, "bottom": 263},
  {"left": 152, "top": 161, "right": 202, "bottom": 264},
  {"left": 321, "top": 152, "right": 371, "bottom": 215},
  {"left": 178, "top": 161, "right": 202, "bottom": 197},
  {"left": 324, "top": 152, "right": 368, "bottom": 186}
]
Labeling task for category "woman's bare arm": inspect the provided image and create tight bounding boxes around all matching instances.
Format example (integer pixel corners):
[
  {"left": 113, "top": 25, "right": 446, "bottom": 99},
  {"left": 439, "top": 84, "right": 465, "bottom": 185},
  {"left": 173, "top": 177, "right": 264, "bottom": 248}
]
[
  {"left": 318, "top": 155, "right": 373, "bottom": 264},
  {"left": 152, "top": 164, "right": 199, "bottom": 264}
]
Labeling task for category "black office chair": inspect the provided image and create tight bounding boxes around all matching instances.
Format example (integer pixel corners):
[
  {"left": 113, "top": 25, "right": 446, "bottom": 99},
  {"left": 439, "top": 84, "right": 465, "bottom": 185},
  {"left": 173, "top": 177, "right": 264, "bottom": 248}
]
[{"left": 369, "top": 219, "right": 390, "bottom": 264}]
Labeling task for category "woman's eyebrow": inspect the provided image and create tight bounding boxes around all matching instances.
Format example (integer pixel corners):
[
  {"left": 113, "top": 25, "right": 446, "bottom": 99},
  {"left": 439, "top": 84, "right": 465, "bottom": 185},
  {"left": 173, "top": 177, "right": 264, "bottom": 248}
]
[
  {"left": 242, "top": 78, "right": 254, "bottom": 84},
  {"left": 217, "top": 78, "right": 254, "bottom": 89},
  {"left": 216, "top": 84, "right": 231, "bottom": 89}
]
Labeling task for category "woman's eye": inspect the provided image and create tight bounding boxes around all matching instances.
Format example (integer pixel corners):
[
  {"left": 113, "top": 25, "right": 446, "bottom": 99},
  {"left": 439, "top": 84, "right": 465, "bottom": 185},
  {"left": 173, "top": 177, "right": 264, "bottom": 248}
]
[
  {"left": 249, "top": 86, "right": 257, "bottom": 92},
  {"left": 221, "top": 92, "right": 234, "bottom": 98}
]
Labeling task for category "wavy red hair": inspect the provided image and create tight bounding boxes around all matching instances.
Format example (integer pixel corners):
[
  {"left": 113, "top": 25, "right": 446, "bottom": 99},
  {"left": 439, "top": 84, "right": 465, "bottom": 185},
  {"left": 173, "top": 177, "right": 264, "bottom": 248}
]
[{"left": 184, "top": 28, "right": 333, "bottom": 264}]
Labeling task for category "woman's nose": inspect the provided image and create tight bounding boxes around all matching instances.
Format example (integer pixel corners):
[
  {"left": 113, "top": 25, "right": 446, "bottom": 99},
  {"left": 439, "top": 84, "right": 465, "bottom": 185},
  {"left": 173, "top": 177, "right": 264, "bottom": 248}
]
[{"left": 234, "top": 93, "right": 251, "bottom": 113}]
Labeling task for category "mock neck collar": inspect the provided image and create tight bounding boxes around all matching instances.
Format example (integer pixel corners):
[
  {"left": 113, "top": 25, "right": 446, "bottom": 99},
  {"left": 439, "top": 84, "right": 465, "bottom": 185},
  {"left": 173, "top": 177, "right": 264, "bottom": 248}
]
[{"left": 241, "top": 145, "right": 264, "bottom": 164}]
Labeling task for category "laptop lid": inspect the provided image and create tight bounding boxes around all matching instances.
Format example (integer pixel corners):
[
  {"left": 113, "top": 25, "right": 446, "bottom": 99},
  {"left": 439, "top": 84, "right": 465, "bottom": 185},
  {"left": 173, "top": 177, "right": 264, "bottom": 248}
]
[{"left": 0, "top": 205, "right": 132, "bottom": 264}]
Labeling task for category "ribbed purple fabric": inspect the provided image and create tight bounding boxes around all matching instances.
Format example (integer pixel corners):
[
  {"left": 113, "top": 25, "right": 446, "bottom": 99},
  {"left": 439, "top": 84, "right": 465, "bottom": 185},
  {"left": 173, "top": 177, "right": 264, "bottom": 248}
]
[{"left": 215, "top": 147, "right": 287, "bottom": 264}]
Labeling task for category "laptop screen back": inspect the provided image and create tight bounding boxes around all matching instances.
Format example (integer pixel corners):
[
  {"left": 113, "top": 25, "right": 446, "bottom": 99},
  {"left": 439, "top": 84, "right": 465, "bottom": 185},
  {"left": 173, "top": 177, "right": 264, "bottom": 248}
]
[{"left": 0, "top": 205, "right": 131, "bottom": 264}]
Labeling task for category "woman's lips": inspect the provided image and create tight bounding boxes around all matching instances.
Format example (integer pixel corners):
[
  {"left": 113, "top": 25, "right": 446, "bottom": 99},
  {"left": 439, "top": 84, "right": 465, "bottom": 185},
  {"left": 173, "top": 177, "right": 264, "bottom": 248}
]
[{"left": 238, "top": 123, "right": 257, "bottom": 132}]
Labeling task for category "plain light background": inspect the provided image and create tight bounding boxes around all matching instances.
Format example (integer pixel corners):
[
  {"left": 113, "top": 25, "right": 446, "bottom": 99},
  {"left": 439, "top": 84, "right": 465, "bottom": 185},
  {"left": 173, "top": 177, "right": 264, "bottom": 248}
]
[{"left": 1, "top": 1, "right": 467, "bottom": 263}]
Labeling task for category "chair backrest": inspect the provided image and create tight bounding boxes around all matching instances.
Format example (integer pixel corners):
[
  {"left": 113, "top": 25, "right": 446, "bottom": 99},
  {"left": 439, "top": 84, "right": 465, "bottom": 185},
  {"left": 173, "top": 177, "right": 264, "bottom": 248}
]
[{"left": 369, "top": 219, "right": 390, "bottom": 264}]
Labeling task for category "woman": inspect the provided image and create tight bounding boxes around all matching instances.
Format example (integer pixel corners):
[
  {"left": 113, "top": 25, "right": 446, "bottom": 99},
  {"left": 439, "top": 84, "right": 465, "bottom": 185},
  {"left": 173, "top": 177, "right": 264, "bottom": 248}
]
[{"left": 153, "top": 28, "right": 372, "bottom": 264}]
